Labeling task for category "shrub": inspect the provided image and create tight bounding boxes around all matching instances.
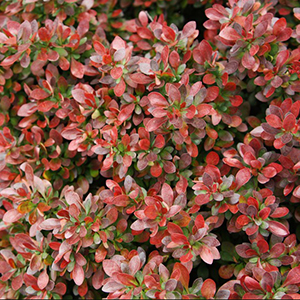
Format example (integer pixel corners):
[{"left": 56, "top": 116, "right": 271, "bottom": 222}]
[{"left": 1, "top": 0, "right": 300, "bottom": 299}]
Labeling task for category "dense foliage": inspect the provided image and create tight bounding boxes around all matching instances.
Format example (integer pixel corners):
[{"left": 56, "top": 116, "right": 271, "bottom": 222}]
[{"left": 1, "top": 0, "right": 300, "bottom": 299}]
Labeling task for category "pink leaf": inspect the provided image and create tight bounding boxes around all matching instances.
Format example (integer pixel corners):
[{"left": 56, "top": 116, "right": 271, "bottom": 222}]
[
  {"left": 182, "top": 21, "right": 196, "bottom": 37},
  {"left": 200, "top": 245, "right": 214, "bottom": 264},
  {"left": 242, "top": 52, "right": 256, "bottom": 69},
  {"left": 17, "top": 103, "right": 38, "bottom": 117},
  {"left": 129, "top": 256, "right": 141, "bottom": 276},
  {"left": 73, "top": 263, "right": 84, "bottom": 286},
  {"left": 161, "top": 183, "right": 173, "bottom": 207},
  {"left": 92, "top": 269, "right": 104, "bottom": 290},
  {"left": 103, "top": 260, "right": 121, "bottom": 277},
  {"left": 77, "top": 19, "right": 89, "bottom": 37},
  {"left": 219, "top": 27, "right": 241, "bottom": 41},
  {"left": 3, "top": 209, "right": 23, "bottom": 223},
  {"left": 39, "top": 218, "right": 61, "bottom": 230},
  {"left": 37, "top": 269, "right": 49, "bottom": 290}
]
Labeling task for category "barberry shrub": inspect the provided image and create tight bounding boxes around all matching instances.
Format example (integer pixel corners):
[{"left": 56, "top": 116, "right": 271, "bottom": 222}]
[{"left": 1, "top": 0, "right": 300, "bottom": 299}]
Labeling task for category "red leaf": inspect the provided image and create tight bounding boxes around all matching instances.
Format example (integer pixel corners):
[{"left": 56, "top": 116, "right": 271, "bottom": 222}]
[
  {"left": 195, "top": 214, "right": 205, "bottom": 229},
  {"left": 236, "top": 215, "right": 250, "bottom": 227},
  {"left": 172, "top": 233, "right": 189, "bottom": 245},
  {"left": 38, "top": 101, "right": 56, "bottom": 112},
  {"left": 0, "top": 52, "right": 22, "bottom": 67},
  {"left": 276, "top": 50, "right": 289, "bottom": 69},
  {"left": 269, "top": 243, "right": 285, "bottom": 258},
  {"left": 206, "top": 152, "right": 219, "bottom": 165},
  {"left": 176, "top": 176, "right": 188, "bottom": 194},
  {"left": 273, "top": 18, "right": 287, "bottom": 36},
  {"left": 168, "top": 84, "right": 181, "bottom": 102},
  {"left": 282, "top": 266, "right": 300, "bottom": 287},
  {"left": 12, "top": 274, "right": 23, "bottom": 291},
  {"left": 129, "top": 256, "right": 141, "bottom": 276},
  {"left": 145, "top": 117, "right": 167, "bottom": 132},
  {"left": 267, "top": 220, "right": 289, "bottom": 237},
  {"left": 230, "top": 95, "right": 243, "bottom": 107},
  {"left": 266, "top": 114, "right": 282, "bottom": 128},
  {"left": 95, "top": 245, "right": 107, "bottom": 263},
  {"left": 193, "top": 40, "right": 212, "bottom": 64},
  {"left": 71, "top": 58, "right": 85, "bottom": 79},
  {"left": 130, "top": 73, "right": 153, "bottom": 84},
  {"left": 169, "top": 50, "right": 180, "bottom": 68},
  {"left": 78, "top": 280, "right": 88, "bottom": 297},
  {"left": 164, "top": 161, "right": 176, "bottom": 174},
  {"left": 154, "top": 134, "right": 165, "bottom": 148},
  {"left": 198, "top": 104, "right": 213, "bottom": 117},
  {"left": 148, "top": 92, "right": 169, "bottom": 107},
  {"left": 144, "top": 205, "right": 159, "bottom": 219},
  {"left": 201, "top": 279, "right": 216, "bottom": 299},
  {"left": 259, "top": 207, "right": 271, "bottom": 220},
  {"left": 186, "top": 142, "right": 198, "bottom": 157},
  {"left": 59, "top": 57, "right": 70, "bottom": 70},
  {"left": 206, "top": 86, "right": 219, "bottom": 101},
  {"left": 244, "top": 276, "right": 262, "bottom": 291},
  {"left": 93, "top": 41, "right": 106, "bottom": 55},
  {"left": 118, "top": 103, "right": 135, "bottom": 123},
  {"left": 114, "top": 78, "right": 126, "bottom": 97},
  {"left": 171, "top": 263, "right": 189, "bottom": 290},
  {"left": 168, "top": 222, "right": 184, "bottom": 235},
  {"left": 150, "top": 162, "right": 162, "bottom": 177},
  {"left": 261, "top": 166, "right": 277, "bottom": 178},
  {"left": 235, "top": 168, "right": 251, "bottom": 190},
  {"left": 283, "top": 113, "right": 296, "bottom": 131},
  {"left": 111, "top": 67, "right": 123, "bottom": 79},
  {"left": 206, "top": 127, "right": 218, "bottom": 140},
  {"left": 203, "top": 73, "right": 215, "bottom": 84},
  {"left": 181, "top": 250, "right": 194, "bottom": 263},
  {"left": 115, "top": 273, "right": 137, "bottom": 286},
  {"left": 38, "top": 28, "right": 51, "bottom": 41},
  {"left": 161, "top": 183, "right": 173, "bottom": 207},
  {"left": 52, "top": 282, "right": 67, "bottom": 295},
  {"left": 139, "top": 139, "right": 150, "bottom": 150}
]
